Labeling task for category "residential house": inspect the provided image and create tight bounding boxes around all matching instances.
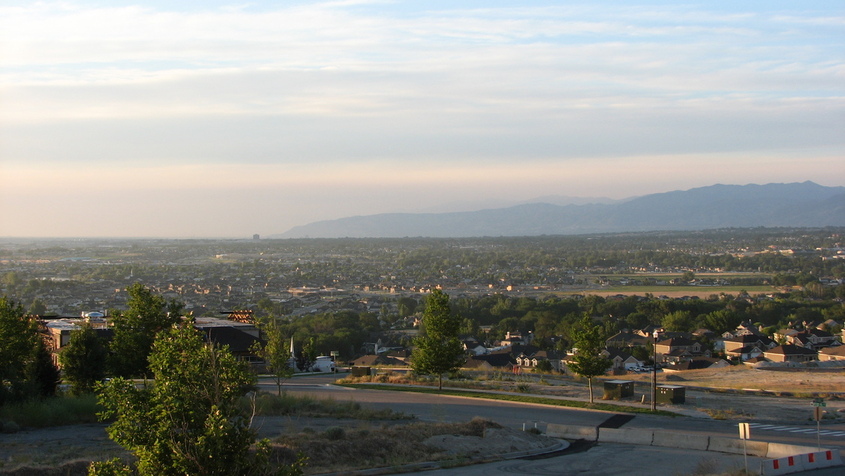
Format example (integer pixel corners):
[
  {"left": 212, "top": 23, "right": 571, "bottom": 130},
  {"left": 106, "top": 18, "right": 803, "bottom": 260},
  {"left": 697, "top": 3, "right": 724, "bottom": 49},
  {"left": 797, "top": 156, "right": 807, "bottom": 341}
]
[
  {"left": 773, "top": 328, "right": 800, "bottom": 343},
  {"left": 193, "top": 316, "right": 263, "bottom": 363},
  {"left": 763, "top": 344, "right": 818, "bottom": 363},
  {"left": 787, "top": 329, "right": 837, "bottom": 350},
  {"left": 350, "top": 354, "right": 407, "bottom": 367},
  {"left": 516, "top": 350, "right": 566, "bottom": 372},
  {"left": 464, "top": 351, "right": 517, "bottom": 371},
  {"left": 385, "top": 348, "right": 412, "bottom": 362},
  {"left": 200, "top": 326, "right": 263, "bottom": 362},
  {"left": 635, "top": 325, "right": 664, "bottom": 338},
  {"left": 663, "top": 357, "right": 730, "bottom": 372},
  {"left": 818, "top": 345, "right": 845, "bottom": 362},
  {"left": 723, "top": 335, "right": 777, "bottom": 362},
  {"left": 606, "top": 331, "right": 650, "bottom": 348},
  {"left": 654, "top": 337, "right": 708, "bottom": 364},
  {"left": 728, "top": 345, "right": 765, "bottom": 362},
  {"left": 733, "top": 320, "right": 765, "bottom": 337},
  {"left": 742, "top": 356, "right": 769, "bottom": 365},
  {"left": 462, "top": 338, "right": 488, "bottom": 356},
  {"left": 500, "top": 331, "right": 533, "bottom": 346},
  {"left": 603, "top": 348, "right": 644, "bottom": 371},
  {"left": 692, "top": 328, "right": 717, "bottom": 341}
]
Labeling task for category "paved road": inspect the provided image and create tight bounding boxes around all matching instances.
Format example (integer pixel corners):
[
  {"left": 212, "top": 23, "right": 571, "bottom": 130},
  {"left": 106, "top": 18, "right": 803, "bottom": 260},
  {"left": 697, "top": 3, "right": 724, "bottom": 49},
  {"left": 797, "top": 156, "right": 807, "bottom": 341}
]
[
  {"left": 263, "top": 374, "right": 845, "bottom": 475},
  {"left": 265, "top": 374, "right": 845, "bottom": 452}
]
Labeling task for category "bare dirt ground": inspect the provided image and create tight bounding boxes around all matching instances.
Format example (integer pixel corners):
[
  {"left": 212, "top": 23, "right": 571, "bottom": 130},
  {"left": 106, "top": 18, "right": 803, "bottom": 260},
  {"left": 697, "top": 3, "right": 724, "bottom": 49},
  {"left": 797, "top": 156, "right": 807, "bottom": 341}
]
[
  {"left": 1, "top": 367, "right": 842, "bottom": 474},
  {"left": 525, "top": 366, "right": 845, "bottom": 423}
]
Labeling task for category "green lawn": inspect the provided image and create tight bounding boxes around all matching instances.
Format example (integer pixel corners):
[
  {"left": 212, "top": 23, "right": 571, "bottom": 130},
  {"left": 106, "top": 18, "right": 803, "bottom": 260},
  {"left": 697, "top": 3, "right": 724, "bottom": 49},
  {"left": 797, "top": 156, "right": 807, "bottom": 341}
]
[{"left": 589, "top": 285, "right": 776, "bottom": 295}]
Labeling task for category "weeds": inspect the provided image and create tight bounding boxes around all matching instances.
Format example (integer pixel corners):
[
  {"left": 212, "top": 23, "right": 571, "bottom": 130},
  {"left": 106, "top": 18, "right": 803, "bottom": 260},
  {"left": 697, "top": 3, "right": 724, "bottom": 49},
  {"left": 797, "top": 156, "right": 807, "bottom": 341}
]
[
  {"left": 343, "top": 383, "right": 679, "bottom": 416},
  {"left": 701, "top": 408, "right": 754, "bottom": 420},
  {"left": 270, "top": 417, "right": 504, "bottom": 473},
  {"left": 323, "top": 426, "right": 346, "bottom": 440},
  {"left": 244, "top": 391, "right": 412, "bottom": 420},
  {"left": 0, "top": 394, "right": 101, "bottom": 429}
]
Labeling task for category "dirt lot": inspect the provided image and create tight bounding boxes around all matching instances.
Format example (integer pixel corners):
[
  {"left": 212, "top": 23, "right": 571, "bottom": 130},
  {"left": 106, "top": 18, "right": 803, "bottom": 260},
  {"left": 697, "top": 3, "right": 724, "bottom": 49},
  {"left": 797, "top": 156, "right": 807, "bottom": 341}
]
[
  {"left": 1, "top": 366, "right": 843, "bottom": 474},
  {"left": 530, "top": 365, "right": 845, "bottom": 422}
]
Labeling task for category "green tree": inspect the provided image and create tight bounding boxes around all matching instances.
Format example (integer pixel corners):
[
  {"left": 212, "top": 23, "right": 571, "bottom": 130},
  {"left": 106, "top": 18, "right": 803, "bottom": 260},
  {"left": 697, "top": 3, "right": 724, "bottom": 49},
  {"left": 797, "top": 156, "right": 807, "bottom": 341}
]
[
  {"left": 28, "top": 297, "right": 48, "bottom": 316},
  {"left": 1, "top": 272, "right": 21, "bottom": 295},
  {"left": 459, "top": 317, "right": 479, "bottom": 337},
  {"left": 109, "top": 283, "right": 183, "bottom": 378},
  {"left": 0, "top": 297, "right": 40, "bottom": 405},
  {"left": 411, "top": 290, "right": 466, "bottom": 390},
  {"left": 661, "top": 310, "right": 693, "bottom": 332},
  {"left": 295, "top": 336, "right": 318, "bottom": 372},
  {"left": 28, "top": 338, "right": 60, "bottom": 398},
  {"left": 566, "top": 315, "right": 612, "bottom": 404},
  {"left": 535, "top": 359, "right": 554, "bottom": 373},
  {"left": 91, "top": 324, "right": 291, "bottom": 476},
  {"left": 702, "top": 309, "right": 741, "bottom": 334},
  {"left": 252, "top": 319, "right": 294, "bottom": 396},
  {"left": 59, "top": 324, "right": 108, "bottom": 395},
  {"left": 397, "top": 297, "right": 418, "bottom": 318}
]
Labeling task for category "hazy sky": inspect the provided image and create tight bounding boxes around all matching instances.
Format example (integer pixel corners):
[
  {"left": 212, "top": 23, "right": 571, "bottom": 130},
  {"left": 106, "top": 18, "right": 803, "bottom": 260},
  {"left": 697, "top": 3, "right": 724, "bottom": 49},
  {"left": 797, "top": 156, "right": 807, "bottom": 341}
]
[{"left": 1, "top": 1, "right": 843, "bottom": 238}]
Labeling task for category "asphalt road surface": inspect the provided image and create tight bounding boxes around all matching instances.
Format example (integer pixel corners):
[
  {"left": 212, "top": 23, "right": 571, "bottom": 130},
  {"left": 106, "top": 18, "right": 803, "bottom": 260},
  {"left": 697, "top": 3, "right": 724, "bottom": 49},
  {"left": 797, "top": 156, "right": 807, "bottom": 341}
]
[{"left": 263, "top": 374, "right": 845, "bottom": 475}]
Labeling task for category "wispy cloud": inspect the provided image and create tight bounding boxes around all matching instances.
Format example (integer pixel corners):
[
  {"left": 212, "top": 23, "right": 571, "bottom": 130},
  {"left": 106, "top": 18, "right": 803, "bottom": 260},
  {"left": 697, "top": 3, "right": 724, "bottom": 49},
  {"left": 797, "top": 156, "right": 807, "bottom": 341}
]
[{"left": 0, "top": 1, "right": 843, "bottom": 237}]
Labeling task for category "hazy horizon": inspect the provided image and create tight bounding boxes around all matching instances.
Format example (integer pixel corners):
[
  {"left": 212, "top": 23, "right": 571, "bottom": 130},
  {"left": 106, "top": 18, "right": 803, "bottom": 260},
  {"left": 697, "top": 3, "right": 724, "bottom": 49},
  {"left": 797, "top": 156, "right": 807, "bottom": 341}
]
[{"left": 2, "top": 1, "right": 843, "bottom": 238}]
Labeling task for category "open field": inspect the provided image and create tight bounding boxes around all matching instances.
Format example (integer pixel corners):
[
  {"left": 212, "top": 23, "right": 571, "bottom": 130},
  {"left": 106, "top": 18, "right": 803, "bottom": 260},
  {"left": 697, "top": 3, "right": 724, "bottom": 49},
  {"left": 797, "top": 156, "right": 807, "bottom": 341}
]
[
  {"left": 581, "top": 366, "right": 844, "bottom": 422},
  {"left": 574, "top": 286, "right": 777, "bottom": 298},
  {"left": 622, "top": 365, "right": 845, "bottom": 395}
]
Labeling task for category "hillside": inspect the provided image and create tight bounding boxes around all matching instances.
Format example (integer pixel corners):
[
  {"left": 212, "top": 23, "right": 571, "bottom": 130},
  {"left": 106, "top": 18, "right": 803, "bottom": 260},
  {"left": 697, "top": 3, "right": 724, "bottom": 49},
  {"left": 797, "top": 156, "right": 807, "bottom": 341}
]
[{"left": 275, "top": 181, "right": 845, "bottom": 238}]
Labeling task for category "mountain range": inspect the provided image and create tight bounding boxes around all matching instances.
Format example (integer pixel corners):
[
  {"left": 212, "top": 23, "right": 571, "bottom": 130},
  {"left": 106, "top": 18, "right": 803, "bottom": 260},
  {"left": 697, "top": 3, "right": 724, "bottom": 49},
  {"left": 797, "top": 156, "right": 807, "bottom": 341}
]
[{"left": 275, "top": 181, "right": 845, "bottom": 238}]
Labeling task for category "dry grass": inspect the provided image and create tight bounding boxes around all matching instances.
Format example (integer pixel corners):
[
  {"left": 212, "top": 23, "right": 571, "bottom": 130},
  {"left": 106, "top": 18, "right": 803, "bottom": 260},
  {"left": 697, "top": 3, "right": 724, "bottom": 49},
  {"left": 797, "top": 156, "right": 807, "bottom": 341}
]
[
  {"left": 336, "top": 371, "right": 418, "bottom": 386},
  {"left": 621, "top": 365, "right": 845, "bottom": 395},
  {"left": 268, "top": 418, "right": 506, "bottom": 474}
]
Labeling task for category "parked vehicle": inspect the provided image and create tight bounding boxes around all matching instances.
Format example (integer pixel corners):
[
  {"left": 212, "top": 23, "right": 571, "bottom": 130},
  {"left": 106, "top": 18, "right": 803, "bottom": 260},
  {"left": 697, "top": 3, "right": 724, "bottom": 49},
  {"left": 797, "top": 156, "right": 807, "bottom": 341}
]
[{"left": 309, "top": 356, "right": 337, "bottom": 373}]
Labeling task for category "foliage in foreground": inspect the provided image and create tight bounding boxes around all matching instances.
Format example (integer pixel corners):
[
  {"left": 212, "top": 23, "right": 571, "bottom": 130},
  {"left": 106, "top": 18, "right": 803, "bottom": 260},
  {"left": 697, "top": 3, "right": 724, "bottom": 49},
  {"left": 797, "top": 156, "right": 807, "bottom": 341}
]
[
  {"left": 0, "top": 297, "right": 59, "bottom": 406},
  {"left": 89, "top": 324, "right": 300, "bottom": 476}
]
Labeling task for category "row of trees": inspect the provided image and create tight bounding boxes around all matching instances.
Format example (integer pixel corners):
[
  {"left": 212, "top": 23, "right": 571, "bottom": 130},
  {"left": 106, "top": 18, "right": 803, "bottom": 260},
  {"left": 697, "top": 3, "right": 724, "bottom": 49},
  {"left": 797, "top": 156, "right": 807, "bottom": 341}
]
[
  {"left": 261, "top": 289, "right": 843, "bottom": 361},
  {"left": 447, "top": 291, "right": 844, "bottom": 351},
  {"left": 409, "top": 290, "right": 611, "bottom": 402}
]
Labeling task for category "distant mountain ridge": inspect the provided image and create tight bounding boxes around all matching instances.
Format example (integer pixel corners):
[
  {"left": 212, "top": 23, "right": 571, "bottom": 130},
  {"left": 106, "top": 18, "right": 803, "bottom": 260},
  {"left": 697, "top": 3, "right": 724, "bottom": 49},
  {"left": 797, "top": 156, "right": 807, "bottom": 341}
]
[{"left": 275, "top": 182, "right": 845, "bottom": 238}]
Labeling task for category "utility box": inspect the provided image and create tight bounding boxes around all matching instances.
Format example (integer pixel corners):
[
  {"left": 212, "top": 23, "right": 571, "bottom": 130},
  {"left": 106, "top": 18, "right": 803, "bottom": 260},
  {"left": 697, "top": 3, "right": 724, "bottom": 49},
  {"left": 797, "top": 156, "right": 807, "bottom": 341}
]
[
  {"left": 603, "top": 379, "right": 634, "bottom": 400},
  {"left": 351, "top": 366, "right": 371, "bottom": 377},
  {"left": 656, "top": 385, "right": 685, "bottom": 404}
]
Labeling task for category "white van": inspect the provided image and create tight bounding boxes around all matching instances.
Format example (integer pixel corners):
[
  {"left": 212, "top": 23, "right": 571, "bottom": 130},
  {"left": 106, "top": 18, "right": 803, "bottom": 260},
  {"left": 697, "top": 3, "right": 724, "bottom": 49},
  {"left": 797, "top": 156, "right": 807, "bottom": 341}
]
[{"left": 310, "top": 356, "right": 337, "bottom": 373}]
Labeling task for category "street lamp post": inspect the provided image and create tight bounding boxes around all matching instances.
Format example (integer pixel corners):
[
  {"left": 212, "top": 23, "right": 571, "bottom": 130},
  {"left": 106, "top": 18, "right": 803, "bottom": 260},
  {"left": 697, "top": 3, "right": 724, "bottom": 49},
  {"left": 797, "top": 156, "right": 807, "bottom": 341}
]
[{"left": 651, "top": 330, "right": 659, "bottom": 411}]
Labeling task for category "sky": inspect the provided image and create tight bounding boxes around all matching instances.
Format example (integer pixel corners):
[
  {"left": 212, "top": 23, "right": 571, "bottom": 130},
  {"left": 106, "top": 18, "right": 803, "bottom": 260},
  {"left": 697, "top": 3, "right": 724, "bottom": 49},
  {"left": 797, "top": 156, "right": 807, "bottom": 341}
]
[{"left": 1, "top": 0, "right": 843, "bottom": 238}]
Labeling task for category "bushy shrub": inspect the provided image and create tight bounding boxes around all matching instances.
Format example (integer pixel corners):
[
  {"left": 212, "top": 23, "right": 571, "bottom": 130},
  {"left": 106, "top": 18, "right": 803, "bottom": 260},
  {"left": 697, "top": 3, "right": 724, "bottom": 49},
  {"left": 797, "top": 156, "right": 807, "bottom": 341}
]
[{"left": 323, "top": 426, "right": 346, "bottom": 440}]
